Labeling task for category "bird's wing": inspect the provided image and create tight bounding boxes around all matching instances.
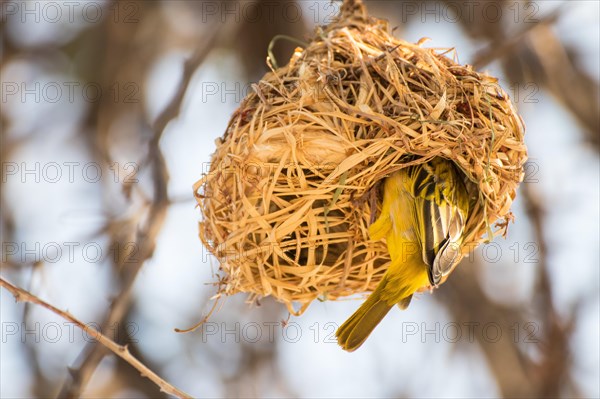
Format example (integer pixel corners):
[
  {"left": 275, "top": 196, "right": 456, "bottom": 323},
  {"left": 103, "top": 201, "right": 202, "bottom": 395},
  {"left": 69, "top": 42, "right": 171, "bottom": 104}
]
[{"left": 408, "top": 160, "right": 468, "bottom": 286}]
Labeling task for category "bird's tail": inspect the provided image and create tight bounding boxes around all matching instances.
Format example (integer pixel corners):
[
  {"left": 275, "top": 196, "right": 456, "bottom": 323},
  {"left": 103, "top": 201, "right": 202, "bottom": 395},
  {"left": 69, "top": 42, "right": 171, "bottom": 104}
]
[{"left": 336, "top": 283, "right": 394, "bottom": 351}]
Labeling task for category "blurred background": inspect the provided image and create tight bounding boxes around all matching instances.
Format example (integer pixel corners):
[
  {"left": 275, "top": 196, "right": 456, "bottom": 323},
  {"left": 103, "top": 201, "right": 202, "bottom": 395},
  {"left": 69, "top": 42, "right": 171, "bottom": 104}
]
[{"left": 1, "top": 0, "right": 598, "bottom": 397}]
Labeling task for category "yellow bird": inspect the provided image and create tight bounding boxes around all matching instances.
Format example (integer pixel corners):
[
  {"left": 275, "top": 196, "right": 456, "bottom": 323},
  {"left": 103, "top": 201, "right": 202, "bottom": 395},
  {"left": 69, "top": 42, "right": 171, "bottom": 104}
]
[{"left": 336, "top": 158, "right": 472, "bottom": 351}]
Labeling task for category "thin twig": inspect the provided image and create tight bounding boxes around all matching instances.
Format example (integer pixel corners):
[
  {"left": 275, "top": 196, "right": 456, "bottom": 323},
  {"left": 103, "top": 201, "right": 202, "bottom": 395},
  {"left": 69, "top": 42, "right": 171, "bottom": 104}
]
[
  {"left": 0, "top": 277, "right": 193, "bottom": 399},
  {"left": 151, "top": 22, "right": 222, "bottom": 140}
]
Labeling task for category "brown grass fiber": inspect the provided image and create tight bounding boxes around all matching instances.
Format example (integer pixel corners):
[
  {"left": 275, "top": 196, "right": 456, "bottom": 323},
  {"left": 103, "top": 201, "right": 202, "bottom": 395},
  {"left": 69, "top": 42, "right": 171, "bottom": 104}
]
[{"left": 193, "top": 1, "right": 527, "bottom": 315}]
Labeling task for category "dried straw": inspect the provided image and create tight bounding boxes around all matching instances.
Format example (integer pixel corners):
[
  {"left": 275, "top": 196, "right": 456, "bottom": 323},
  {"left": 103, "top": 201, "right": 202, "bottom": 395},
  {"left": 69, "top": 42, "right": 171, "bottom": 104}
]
[{"left": 194, "top": 1, "right": 527, "bottom": 315}]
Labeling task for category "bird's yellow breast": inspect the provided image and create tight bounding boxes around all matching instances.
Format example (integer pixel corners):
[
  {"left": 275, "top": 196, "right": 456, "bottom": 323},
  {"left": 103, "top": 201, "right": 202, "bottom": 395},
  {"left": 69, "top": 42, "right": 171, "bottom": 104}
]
[{"left": 369, "top": 171, "right": 430, "bottom": 304}]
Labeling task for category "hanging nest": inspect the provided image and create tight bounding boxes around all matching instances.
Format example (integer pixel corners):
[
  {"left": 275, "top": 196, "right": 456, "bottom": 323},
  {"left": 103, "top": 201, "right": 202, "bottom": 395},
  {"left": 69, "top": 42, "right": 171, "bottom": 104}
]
[{"left": 193, "top": 0, "right": 527, "bottom": 315}]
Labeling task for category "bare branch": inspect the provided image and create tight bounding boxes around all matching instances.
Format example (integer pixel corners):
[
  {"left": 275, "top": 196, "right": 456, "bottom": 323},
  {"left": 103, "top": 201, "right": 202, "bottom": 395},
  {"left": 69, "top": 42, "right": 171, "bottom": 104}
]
[
  {"left": 57, "top": 14, "right": 223, "bottom": 398},
  {"left": 522, "top": 181, "right": 576, "bottom": 397},
  {"left": 0, "top": 277, "right": 193, "bottom": 399},
  {"left": 472, "top": 7, "right": 562, "bottom": 69}
]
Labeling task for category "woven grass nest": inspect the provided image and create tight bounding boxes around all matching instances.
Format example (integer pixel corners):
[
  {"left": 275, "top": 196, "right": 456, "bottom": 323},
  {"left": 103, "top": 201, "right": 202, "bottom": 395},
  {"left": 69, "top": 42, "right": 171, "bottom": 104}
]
[{"left": 194, "top": 1, "right": 527, "bottom": 315}]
